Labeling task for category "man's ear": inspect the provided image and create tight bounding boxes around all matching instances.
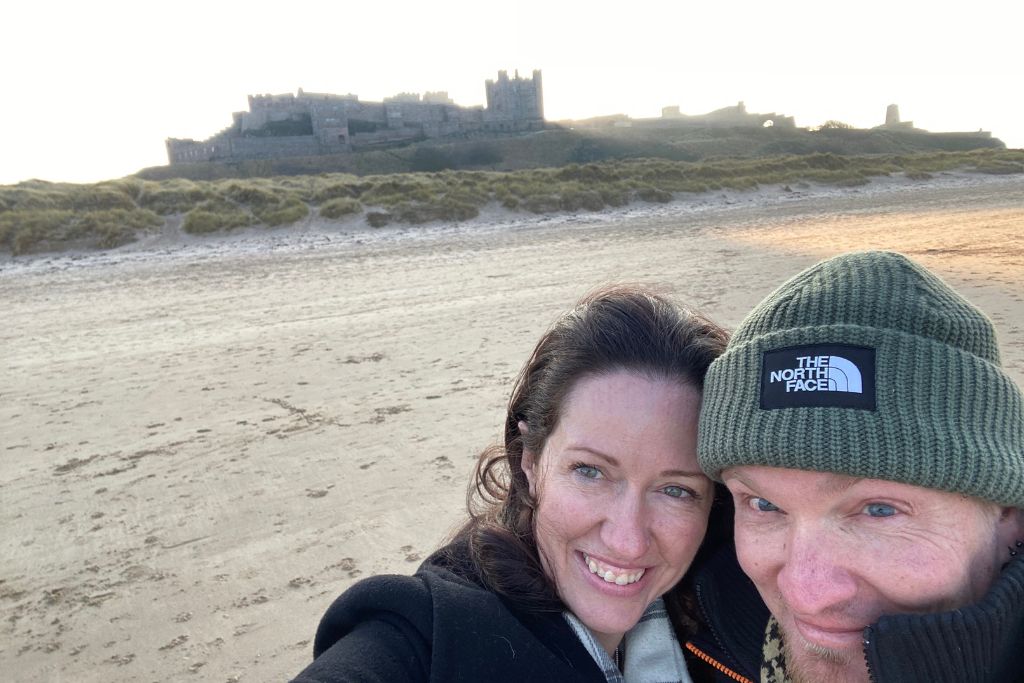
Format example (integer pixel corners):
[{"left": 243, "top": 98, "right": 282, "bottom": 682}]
[
  {"left": 518, "top": 420, "right": 538, "bottom": 497},
  {"left": 996, "top": 506, "right": 1024, "bottom": 549}
]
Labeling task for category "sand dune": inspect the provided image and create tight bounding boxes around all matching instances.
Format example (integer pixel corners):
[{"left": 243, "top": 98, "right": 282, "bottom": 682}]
[{"left": 2, "top": 172, "right": 1023, "bottom": 682}]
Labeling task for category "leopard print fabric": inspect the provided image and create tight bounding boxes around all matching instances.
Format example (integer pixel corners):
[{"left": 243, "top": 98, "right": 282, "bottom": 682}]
[{"left": 760, "top": 616, "right": 791, "bottom": 683}]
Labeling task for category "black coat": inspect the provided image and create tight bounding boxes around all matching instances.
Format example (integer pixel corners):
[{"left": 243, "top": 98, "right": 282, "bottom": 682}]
[
  {"left": 291, "top": 541, "right": 605, "bottom": 682},
  {"left": 686, "top": 546, "right": 1024, "bottom": 683}
]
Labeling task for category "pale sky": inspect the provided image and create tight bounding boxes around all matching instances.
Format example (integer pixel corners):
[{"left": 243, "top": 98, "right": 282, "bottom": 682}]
[{"left": 3, "top": 0, "right": 1021, "bottom": 186}]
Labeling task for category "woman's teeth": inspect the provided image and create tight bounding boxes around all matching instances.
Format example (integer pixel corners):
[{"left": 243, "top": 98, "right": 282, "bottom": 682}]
[{"left": 583, "top": 553, "right": 645, "bottom": 585}]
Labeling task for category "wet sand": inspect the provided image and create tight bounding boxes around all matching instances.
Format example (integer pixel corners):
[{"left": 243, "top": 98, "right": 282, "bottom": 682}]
[{"left": 2, "top": 172, "right": 1023, "bottom": 682}]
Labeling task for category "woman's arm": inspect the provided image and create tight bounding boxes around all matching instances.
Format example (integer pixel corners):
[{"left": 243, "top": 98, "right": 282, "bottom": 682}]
[
  {"left": 291, "top": 573, "right": 434, "bottom": 683},
  {"left": 291, "top": 610, "right": 430, "bottom": 683}
]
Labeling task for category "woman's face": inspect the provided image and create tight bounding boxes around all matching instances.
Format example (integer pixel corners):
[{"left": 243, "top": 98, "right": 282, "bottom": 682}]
[{"left": 521, "top": 370, "right": 713, "bottom": 653}]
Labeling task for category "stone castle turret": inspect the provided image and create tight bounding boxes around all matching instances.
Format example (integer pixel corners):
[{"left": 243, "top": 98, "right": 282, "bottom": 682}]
[
  {"left": 485, "top": 70, "right": 543, "bottom": 130},
  {"left": 883, "top": 104, "right": 914, "bottom": 129}
]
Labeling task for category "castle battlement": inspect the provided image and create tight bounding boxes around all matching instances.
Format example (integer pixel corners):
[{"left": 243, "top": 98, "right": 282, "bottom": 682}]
[
  {"left": 248, "top": 93, "right": 298, "bottom": 109},
  {"left": 296, "top": 89, "right": 359, "bottom": 103}
]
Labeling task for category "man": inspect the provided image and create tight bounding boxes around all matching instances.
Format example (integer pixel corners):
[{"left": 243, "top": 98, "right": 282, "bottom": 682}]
[{"left": 688, "top": 251, "right": 1024, "bottom": 682}]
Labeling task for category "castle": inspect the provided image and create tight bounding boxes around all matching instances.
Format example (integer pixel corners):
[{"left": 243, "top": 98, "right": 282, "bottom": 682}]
[{"left": 166, "top": 70, "right": 544, "bottom": 165}]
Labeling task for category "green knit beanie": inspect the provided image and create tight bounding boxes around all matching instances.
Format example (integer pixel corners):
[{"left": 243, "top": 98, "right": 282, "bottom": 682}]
[{"left": 698, "top": 250, "right": 1024, "bottom": 507}]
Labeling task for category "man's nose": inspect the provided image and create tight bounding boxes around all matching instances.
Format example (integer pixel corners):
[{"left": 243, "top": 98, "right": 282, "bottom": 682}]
[{"left": 776, "top": 525, "right": 858, "bottom": 615}]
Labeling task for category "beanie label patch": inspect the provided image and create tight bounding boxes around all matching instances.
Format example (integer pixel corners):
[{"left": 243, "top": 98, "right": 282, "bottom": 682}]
[{"left": 760, "top": 344, "right": 876, "bottom": 410}]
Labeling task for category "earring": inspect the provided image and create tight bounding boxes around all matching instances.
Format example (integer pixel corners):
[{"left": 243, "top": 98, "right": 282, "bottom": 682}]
[{"left": 1011, "top": 541, "right": 1023, "bottom": 557}]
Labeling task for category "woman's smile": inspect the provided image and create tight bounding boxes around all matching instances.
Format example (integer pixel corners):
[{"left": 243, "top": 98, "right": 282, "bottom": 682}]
[{"left": 580, "top": 551, "right": 648, "bottom": 588}]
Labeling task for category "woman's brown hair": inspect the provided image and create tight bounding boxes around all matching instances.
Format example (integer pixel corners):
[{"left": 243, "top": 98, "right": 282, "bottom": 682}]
[{"left": 448, "top": 284, "right": 732, "bottom": 636}]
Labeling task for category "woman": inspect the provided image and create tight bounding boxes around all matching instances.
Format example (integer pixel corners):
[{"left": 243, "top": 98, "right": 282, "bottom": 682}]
[{"left": 293, "top": 285, "right": 733, "bottom": 682}]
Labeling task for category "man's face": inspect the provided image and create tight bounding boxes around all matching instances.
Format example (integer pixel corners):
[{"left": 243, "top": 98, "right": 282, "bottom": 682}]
[{"left": 724, "top": 465, "right": 1020, "bottom": 683}]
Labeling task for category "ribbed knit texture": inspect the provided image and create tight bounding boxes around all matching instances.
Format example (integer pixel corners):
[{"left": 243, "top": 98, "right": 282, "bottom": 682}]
[
  {"left": 698, "top": 251, "right": 1024, "bottom": 507},
  {"left": 863, "top": 555, "right": 1024, "bottom": 682}
]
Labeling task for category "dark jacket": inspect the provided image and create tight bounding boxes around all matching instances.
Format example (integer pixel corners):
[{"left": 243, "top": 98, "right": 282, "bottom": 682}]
[
  {"left": 291, "top": 541, "right": 605, "bottom": 682},
  {"left": 685, "top": 546, "right": 1024, "bottom": 683}
]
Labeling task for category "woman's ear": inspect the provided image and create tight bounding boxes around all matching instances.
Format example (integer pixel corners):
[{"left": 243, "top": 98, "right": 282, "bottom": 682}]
[{"left": 518, "top": 420, "right": 538, "bottom": 497}]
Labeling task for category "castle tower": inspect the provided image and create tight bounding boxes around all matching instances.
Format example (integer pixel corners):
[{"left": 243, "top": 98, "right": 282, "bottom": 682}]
[
  {"left": 484, "top": 70, "right": 544, "bottom": 130},
  {"left": 886, "top": 104, "right": 900, "bottom": 126},
  {"left": 532, "top": 69, "right": 544, "bottom": 121}
]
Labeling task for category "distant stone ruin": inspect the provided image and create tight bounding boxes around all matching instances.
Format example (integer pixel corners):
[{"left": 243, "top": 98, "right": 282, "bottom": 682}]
[
  {"left": 877, "top": 104, "right": 993, "bottom": 141},
  {"left": 166, "top": 70, "right": 544, "bottom": 165},
  {"left": 659, "top": 101, "right": 795, "bottom": 128},
  {"left": 883, "top": 104, "right": 914, "bottom": 129}
]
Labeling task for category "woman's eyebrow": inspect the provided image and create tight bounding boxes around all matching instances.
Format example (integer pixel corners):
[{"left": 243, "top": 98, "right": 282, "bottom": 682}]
[{"left": 566, "top": 446, "right": 619, "bottom": 467}]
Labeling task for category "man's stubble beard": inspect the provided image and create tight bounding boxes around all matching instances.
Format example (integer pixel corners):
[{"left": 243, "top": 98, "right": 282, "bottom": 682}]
[{"left": 784, "top": 636, "right": 865, "bottom": 683}]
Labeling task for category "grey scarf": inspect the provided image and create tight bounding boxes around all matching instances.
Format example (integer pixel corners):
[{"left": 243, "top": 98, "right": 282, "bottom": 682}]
[{"left": 564, "top": 598, "right": 693, "bottom": 683}]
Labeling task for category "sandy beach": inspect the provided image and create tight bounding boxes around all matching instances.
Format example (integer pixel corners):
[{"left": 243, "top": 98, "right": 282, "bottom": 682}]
[{"left": 3, "top": 171, "right": 1023, "bottom": 682}]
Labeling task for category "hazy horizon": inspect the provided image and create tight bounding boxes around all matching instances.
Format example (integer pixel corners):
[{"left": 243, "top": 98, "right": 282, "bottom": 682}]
[{"left": 4, "top": 0, "right": 1022, "bottom": 186}]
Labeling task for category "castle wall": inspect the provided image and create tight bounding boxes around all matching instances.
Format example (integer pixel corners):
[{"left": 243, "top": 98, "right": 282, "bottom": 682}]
[
  {"left": 167, "top": 136, "right": 322, "bottom": 163},
  {"left": 228, "top": 136, "right": 321, "bottom": 160},
  {"left": 349, "top": 128, "right": 424, "bottom": 149},
  {"left": 166, "top": 139, "right": 226, "bottom": 164},
  {"left": 382, "top": 102, "right": 484, "bottom": 129},
  {"left": 244, "top": 93, "right": 301, "bottom": 132}
]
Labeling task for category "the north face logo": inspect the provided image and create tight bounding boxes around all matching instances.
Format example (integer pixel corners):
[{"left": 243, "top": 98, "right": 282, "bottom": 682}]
[
  {"left": 768, "top": 355, "right": 863, "bottom": 393},
  {"left": 761, "top": 344, "right": 876, "bottom": 410}
]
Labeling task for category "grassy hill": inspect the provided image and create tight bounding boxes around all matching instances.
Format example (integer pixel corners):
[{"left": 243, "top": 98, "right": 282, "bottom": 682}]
[
  {"left": 2, "top": 147, "right": 1021, "bottom": 257},
  {"left": 137, "top": 124, "right": 1007, "bottom": 182}
]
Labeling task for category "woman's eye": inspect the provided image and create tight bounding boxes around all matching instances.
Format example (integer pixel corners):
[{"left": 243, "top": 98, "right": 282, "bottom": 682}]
[
  {"left": 864, "top": 503, "right": 897, "bottom": 518},
  {"left": 750, "top": 497, "right": 779, "bottom": 513},
  {"left": 574, "top": 464, "right": 602, "bottom": 479},
  {"left": 662, "top": 485, "right": 691, "bottom": 499}
]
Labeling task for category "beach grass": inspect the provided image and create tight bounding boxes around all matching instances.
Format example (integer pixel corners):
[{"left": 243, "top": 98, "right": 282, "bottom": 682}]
[
  {"left": 182, "top": 199, "right": 253, "bottom": 234},
  {"left": 2, "top": 149, "right": 1022, "bottom": 255},
  {"left": 319, "top": 197, "right": 363, "bottom": 220}
]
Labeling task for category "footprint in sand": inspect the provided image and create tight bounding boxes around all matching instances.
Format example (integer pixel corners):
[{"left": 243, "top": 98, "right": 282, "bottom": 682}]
[
  {"left": 431, "top": 455, "right": 454, "bottom": 470},
  {"left": 232, "top": 589, "right": 269, "bottom": 609},
  {"left": 366, "top": 404, "right": 411, "bottom": 424},
  {"left": 324, "top": 557, "right": 361, "bottom": 578},
  {"left": 232, "top": 622, "right": 256, "bottom": 637},
  {"left": 431, "top": 455, "right": 456, "bottom": 482},
  {"left": 158, "top": 634, "right": 189, "bottom": 651}
]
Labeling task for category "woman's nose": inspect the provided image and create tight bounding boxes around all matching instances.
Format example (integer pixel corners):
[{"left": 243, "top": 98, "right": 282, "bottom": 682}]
[{"left": 600, "top": 491, "right": 650, "bottom": 561}]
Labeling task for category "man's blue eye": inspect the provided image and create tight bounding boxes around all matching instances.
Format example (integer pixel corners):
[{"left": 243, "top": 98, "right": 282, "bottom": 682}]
[
  {"left": 753, "top": 498, "right": 779, "bottom": 512},
  {"left": 865, "top": 503, "right": 896, "bottom": 518},
  {"left": 574, "top": 464, "right": 601, "bottom": 479}
]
